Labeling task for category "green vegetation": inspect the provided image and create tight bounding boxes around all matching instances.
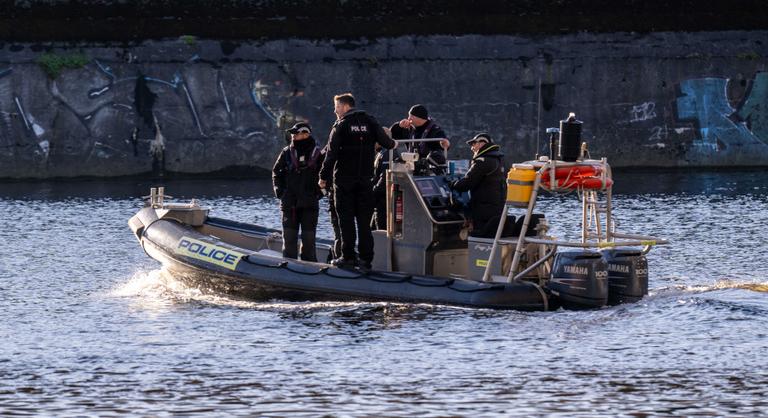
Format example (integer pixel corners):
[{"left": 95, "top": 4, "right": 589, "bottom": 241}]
[
  {"left": 36, "top": 52, "right": 90, "bottom": 79},
  {"left": 180, "top": 35, "right": 197, "bottom": 45},
  {"left": 737, "top": 51, "right": 760, "bottom": 60}
]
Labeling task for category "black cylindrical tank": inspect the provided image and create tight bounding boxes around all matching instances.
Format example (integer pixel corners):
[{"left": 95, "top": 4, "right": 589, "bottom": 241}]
[
  {"left": 602, "top": 248, "right": 649, "bottom": 305},
  {"left": 558, "top": 113, "right": 582, "bottom": 162},
  {"left": 547, "top": 250, "right": 608, "bottom": 309}
]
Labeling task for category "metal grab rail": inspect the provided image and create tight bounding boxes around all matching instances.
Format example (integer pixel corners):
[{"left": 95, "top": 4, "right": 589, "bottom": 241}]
[{"left": 523, "top": 237, "right": 669, "bottom": 247}]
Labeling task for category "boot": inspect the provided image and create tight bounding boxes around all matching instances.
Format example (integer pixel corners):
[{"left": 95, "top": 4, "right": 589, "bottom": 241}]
[
  {"left": 299, "top": 230, "right": 317, "bottom": 262},
  {"left": 282, "top": 228, "right": 299, "bottom": 259}
]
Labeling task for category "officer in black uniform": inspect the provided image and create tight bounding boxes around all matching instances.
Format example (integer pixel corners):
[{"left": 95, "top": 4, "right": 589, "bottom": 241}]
[
  {"left": 319, "top": 93, "right": 397, "bottom": 269},
  {"left": 390, "top": 104, "right": 449, "bottom": 168},
  {"left": 320, "top": 142, "right": 342, "bottom": 261},
  {"left": 272, "top": 122, "right": 324, "bottom": 261},
  {"left": 449, "top": 133, "right": 506, "bottom": 237}
]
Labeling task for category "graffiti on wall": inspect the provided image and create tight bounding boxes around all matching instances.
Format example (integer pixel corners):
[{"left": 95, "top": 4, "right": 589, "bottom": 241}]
[
  {"left": 676, "top": 73, "right": 768, "bottom": 156},
  {"left": 0, "top": 53, "right": 309, "bottom": 176},
  {"left": 736, "top": 72, "right": 768, "bottom": 145}
]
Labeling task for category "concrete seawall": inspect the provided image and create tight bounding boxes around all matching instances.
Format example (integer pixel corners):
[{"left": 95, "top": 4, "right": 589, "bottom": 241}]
[{"left": 1, "top": 31, "right": 768, "bottom": 178}]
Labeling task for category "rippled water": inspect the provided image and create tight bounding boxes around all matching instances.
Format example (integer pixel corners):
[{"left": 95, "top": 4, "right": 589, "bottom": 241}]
[{"left": 1, "top": 170, "right": 767, "bottom": 416}]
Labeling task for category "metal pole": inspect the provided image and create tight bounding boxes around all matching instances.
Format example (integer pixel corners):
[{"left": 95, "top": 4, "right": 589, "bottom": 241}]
[
  {"left": 512, "top": 245, "right": 557, "bottom": 282},
  {"left": 506, "top": 168, "right": 544, "bottom": 282},
  {"left": 581, "top": 187, "right": 588, "bottom": 243},
  {"left": 592, "top": 191, "right": 603, "bottom": 240},
  {"left": 481, "top": 202, "right": 511, "bottom": 282},
  {"left": 604, "top": 159, "right": 614, "bottom": 242},
  {"left": 536, "top": 78, "right": 542, "bottom": 158},
  {"left": 386, "top": 149, "right": 394, "bottom": 271}
]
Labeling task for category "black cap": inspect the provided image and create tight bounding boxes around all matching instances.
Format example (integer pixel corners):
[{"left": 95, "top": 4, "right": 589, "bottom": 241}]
[
  {"left": 408, "top": 104, "right": 428, "bottom": 120},
  {"left": 466, "top": 132, "right": 492, "bottom": 145},
  {"left": 287, "top": 122, "right": 312, "bottom": 134}
]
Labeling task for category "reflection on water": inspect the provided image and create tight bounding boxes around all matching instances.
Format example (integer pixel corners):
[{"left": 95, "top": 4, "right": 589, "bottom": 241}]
[{"left": 1, "top": 171, "right": 768, "bottom": 416}]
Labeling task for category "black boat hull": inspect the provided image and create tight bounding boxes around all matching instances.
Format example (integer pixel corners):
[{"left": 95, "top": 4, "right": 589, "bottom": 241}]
[{"left": 136, "top": 210, "right": 551, "bottom": 311}]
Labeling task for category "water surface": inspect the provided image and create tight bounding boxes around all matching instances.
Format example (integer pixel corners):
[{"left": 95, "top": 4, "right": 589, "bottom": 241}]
[{"left": 1, "top": 170, "right": 767, "bottom": 416}]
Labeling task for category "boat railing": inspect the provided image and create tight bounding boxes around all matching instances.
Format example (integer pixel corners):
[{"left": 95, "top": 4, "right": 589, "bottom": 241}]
[
  {"left": 143, "top": 187, "right": 204, "bottom": 210},
  {"left": 387, "top": 137, "right": 449, "bottom": 165},
  {"left": 482, "top": 158, "right": 669, "bottom": 283}
]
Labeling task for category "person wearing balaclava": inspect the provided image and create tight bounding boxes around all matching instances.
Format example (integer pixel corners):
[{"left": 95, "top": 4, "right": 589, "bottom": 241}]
[{"left": 272, "top": 122, "right": 324, "bottom": 261}]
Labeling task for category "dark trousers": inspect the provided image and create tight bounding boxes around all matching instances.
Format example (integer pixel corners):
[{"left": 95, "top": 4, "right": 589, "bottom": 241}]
[
  {"left": 327, "top": 187, "right": 342, "bottom": 260},
  {"left": 334, "top": 179, "right": 375, "bottom": 262},
  {"left": 282, "top": 207, "right": 319, "bottom": 262}
]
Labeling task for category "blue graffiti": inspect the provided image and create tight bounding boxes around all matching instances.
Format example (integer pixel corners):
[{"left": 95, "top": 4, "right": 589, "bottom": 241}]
[
  {"left": 250, "top": 79, "right": 279, "bottom": 124},
  {"left": 90, "top": 60, "right": 183, "bottom": 98},
  {"left": 736, "top": 72, "right": 768, "bottom": 145},
  {"left": 676, "top": 78, "right": 764, "bottom": 151}
]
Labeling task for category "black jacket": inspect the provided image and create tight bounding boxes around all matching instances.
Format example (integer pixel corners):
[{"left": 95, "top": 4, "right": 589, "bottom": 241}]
[
  {"left": 272, "top": 136, "right": 324, "bottom": 209},
  {"left": 320, "top": 109, "right": 396, "bottom": 182},
  {"left": 390, "top": 119, "right": 447, "bottom": 160},
  {"left": 451, "top": 143, "right": 506, "bottom": 223}
]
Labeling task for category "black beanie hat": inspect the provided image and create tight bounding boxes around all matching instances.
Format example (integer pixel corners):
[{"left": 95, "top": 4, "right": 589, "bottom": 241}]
[
  {"left": 466, "top": 132, "right": 493, "bottom": 145},
  {"left": 408, "top": 104, "right": 428, "bottom": 120}
]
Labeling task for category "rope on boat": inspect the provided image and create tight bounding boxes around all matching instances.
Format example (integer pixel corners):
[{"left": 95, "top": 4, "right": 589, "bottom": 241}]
[{"left": 236, "top": 254, "right": 517, "bottom": 292}]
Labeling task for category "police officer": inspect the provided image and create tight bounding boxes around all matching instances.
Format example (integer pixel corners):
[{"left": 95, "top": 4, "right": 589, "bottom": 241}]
[
  {"left": 319, "top": 93, "right": 397, "bottom": 269},
  {"left": 390, "top": 104, "right": 449, "bottom": 167},
  {"left": 272, "top": 122, "right": 324, "bottom": 261},
  {"left": 320, "top": 142, "right": 342, "bottom": 261},
  {"left": 449, "top": 133, "right": 505, "bottom": 237}
]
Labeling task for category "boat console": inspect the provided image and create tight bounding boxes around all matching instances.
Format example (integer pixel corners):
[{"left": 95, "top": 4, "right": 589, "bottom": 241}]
[{"left": 411, "top": 176, "right": 464, "bottom": 222}]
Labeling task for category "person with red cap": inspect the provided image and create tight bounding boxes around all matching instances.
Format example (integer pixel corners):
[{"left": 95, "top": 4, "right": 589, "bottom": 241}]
[{"left": 449, "top": 132, "right": 506, "bottom": 236}]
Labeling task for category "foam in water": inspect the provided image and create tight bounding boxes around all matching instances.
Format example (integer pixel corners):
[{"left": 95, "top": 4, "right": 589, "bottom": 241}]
[{"left": 109, "top": 267, "right": 401, "bottom": 312}]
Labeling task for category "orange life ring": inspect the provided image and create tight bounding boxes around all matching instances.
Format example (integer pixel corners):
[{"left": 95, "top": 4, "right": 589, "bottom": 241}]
[
  {"left": 541, "top": 164, "right": 602, "bottom": 180},
  {"left": 542, "top": 176, "right": 613, "bottom": 190}
]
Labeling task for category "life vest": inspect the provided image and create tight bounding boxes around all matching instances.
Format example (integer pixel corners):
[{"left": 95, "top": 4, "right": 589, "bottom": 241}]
[{"left": 287, "top": 145, "right": 321, "bottom": 172}]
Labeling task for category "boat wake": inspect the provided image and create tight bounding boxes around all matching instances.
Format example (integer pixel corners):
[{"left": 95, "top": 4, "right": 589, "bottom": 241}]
[
  {"left": 652, "top": 278, "right": 768, "bottom": 296},
  {"left": 110, "top": 268, "right": 464, "bottom": 316}
]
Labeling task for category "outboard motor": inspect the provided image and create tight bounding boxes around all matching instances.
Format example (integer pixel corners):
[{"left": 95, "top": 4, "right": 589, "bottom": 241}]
[
  {"left": 547, "top": 250, "right": 608, "bottom": 309},
  {"left": 601, "top": 248, "right": 648, "bottom": 305}
]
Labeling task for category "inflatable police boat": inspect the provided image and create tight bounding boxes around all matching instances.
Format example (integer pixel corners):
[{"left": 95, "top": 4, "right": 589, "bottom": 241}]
[{"left": 128, "top": 119, "right": 667, "bottom": 311}]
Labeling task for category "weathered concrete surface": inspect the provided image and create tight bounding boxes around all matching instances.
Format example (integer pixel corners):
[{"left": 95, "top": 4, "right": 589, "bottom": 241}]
[
  {"left": 1, "top": 31, "right": 768, "bottom": 178},
  {"left": 2, "top": 1, "right": 766, "bottom": 40}
]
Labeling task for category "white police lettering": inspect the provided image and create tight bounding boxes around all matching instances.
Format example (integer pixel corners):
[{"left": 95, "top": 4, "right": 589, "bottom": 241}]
[
  {"left": 350, "top": 125, "right": 368, "bottom": 133},
  {"left": 608, "top": 263, "right": 630, "bottom": 274},
  {"left": 563, "top": 265, "right": 588, "bottom": 276}
]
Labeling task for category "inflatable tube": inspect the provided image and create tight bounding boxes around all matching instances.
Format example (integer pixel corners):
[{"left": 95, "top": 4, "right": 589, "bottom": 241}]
[{"left": 134, "top": 208, "right": 551, "bottom": 311}]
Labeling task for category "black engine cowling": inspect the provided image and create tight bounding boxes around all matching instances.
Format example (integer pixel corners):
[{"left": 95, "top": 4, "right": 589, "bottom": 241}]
[
  {"left": 601, "top": 248, "right": 648, "bottom": 305},
  {"left": 547, "top": 250, "right": 608, "bottom": 309}
]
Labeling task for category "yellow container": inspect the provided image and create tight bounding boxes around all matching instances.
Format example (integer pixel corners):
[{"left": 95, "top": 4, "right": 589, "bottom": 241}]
[{"left": 506, "top": 164, "right": 536, "bottom": 207}]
